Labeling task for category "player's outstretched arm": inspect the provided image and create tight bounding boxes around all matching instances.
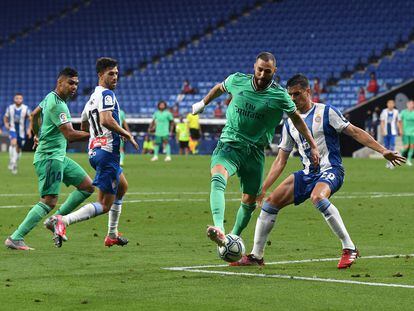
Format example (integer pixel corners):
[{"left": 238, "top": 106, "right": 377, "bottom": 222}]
[
  {"left": 100, "top": 111, "right": 139, "bottom": 150},
  {"left": 343, "top": 124, "right": 406, "bottom": 166},
  {"left": 257, "top": 149, "right": 291, "bottom": 205},
  {"left": 289, "top": 111, "right": 320, "bottom": 166},
  {"left": 59, "top": 122, "right": 90, "bottom": 142},
  {"left": 192, "top": 83, "right": 225, "bottom": 115},
  {"left": 30, "top": 106, "right": 42, "bottom": 136}
]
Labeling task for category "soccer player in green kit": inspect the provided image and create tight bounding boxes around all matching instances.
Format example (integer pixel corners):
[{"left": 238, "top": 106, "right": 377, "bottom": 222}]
[
  {"left": 399, "top": 100, "right": 414, "bottom": 166},
  {"left": 5, "top": 68, "right": 94, "bottom": 250},
  {"left": 149, "top": 101, "right": 175, "bottom": 162},
  {"left": 192, "top": 52, "right": 320, "bottom": 247}
]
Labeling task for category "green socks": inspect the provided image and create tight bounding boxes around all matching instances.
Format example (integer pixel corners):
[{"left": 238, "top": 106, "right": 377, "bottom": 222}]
[
  {"left": 210, "top": 173, "right": 227, "bottom": 231},
  {"left": 120, "top": 152, "right": 125, "bottom": 165},
  {"left": 165, "top": 144, "right": 171, "bottom": 156},
  {"left": 11, "top": 202, "right": 52, "bottom": 240},
  {"left": 232, "top": 202, "right": 257, "bottom": 236},
  {"left": 154, "top": 144, "right": 159, "bottom": 157},
  {"left": 54, "top": 190, "right": 92, "bottom": 216},
  {"left": 408, "top": 148, "right": 414, "bottom": 162}
]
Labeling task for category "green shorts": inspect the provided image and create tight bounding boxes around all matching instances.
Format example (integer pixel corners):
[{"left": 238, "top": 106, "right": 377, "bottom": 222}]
[
  {"left": 211, "top": 141, "right": 264, "bottom": 196},
  {"left": 154, "top": 135, "right": 169, "bottom": 144},
  {"left": 402, "top": 135, "right": 414, "bottom": 146},
  {"left": 34, "top": 157, "right": 87, "bottom": 197}
]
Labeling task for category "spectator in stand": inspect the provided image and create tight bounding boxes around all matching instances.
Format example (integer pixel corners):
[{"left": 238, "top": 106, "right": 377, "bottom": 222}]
[
  {"left": 357, "top": 87, "right": 366, "bottom": 104},
  {"left": 142, "top": 135, "right": 154, "bottom": 155},
  {"left": 176, "top": 79, "right": 198, "bottom": 103},
  {"left": 380, "top": 99, "right": 399, "bottom": 169},
  {"left": 171, "top": 103, "right": 180, "bottom": 118},
  {"left": 312, "top": 92, "right": 320, "bottom": 103},
  {"left": 367, "top": 72, "right": 379, "bottom": 96},
  {"left": 214, "top": 102, "right": 224, "bottom": 118},
  {"left": 312, "top": 77, "right": 322, "bottom": 95}
]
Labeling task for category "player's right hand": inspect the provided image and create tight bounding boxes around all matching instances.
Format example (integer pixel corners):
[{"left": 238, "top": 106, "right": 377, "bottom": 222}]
[
  {"left": 192, "top": 100, "right": 205, "bottom": 115},
  {"left": 383, "top": 150, "right": 406, "bottom": 166},
  {"left": 129, "top": 136, "right": 139, "bottom": 151}
]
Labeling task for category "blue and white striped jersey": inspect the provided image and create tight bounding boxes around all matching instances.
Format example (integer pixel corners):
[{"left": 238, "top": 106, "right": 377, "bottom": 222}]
[
  {"left": 81, "top": 86, "right": 121, "bottom": 154},
  {"left": 4, "top": 104, "right": 31, "bottom": 137},
  {"left": 279, "top": 103, "right": 349, "bottom": 174}
]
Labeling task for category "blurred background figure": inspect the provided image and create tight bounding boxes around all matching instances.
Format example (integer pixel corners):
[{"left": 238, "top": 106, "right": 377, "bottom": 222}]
[
  {"left": 380, "top": 99, "right": 399, "bottom": 169},
  {"left": 176, "top": 116, "right": 190, "bottom": 155}
]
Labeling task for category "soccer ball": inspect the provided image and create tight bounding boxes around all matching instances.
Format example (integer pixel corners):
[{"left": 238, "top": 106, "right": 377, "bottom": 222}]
[{"left": 217, "top": 234, "right": 245, "bottom": 262}]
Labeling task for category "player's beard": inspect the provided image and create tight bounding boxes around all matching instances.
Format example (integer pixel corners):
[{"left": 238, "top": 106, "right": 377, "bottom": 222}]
[{"left": 254, "top": 76, "right": 272, "bottom": 89}]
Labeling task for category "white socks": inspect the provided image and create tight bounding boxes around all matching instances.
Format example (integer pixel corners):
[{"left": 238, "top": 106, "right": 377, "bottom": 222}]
[
  {"left": 315, "top": 199, "right": 355, "bottom": 250},
  {"left": 251, "top": 201, "right": 279, "bottom": 259},
  {"left": 108, "top": 199, "right": 122, "bottom": 238},
  {"left": 62, "top": 202, "right": 103, "bottom": 226},
  {"left": 9, "top": 145, "right": 18, "bottom": 165}
]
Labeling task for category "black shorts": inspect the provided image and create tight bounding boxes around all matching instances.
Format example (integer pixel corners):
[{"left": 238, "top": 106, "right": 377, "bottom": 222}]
[
  {"left": 190, "top": 128, "right": 200, "bottom": 140},
  {"left": 179, "top": 141, "right": 189, "bottom": 149}
]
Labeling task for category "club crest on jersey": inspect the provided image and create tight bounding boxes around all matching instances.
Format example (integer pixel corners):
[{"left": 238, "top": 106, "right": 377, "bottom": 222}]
[
  {"left": 59, "top": 113, "right": 68, "bottom": 123},
  {"left": 104, "top": 95, "right": 113, "bottom": 106},
  {"left": 315, "top": 115, "right": 322, "bottom": 123}
]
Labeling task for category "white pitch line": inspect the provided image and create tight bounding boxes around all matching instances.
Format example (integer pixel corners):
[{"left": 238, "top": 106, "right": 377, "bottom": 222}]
[
  {"left": 164, "top": 254, "right": 414, "bottom": 289},
  {"left": 1, "top": 192, "right": 414, "bottom": 209}
]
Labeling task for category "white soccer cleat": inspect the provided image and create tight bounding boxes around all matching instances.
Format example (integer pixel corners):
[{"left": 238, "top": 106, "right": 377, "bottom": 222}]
[
  {"left": 385, "top": 161, "right": 394, "bottom": 169},
  {"left": 151, "top": 156, "right": 159, "bottom": 162},
  {"left": 407, "top": 160, "right": 413, "bottom": 167},
  {"left": 164, "top": 156, "right": 171, "bottom": 162}
]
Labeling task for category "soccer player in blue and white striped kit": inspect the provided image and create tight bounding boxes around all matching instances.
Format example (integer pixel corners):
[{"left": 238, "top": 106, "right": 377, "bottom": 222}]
[
  {"left": 233, "top": 74, "right": 405, "bottom": 269},
  {"left": 3, "top": 93, "right": 31, "bottom": 174}
]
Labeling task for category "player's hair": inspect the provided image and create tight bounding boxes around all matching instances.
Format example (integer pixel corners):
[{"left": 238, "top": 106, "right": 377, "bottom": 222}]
[
  {"left": 96, "top": 57, "right": 118, "bottom": 74},
  {"left": 256, "top": 52, "right": 276, "bottom": 65},
  {"left": 157, "top": 100, "right": 167, "bottom": 109},
  {"left": 286, "top": 74, "right": 310, "bottom": 89},
  {"left": 14, "top": 92, "right": 23, "bottom": 97},
  {"left": 58, "top": 67, "right": 78, "bottom": 79}
]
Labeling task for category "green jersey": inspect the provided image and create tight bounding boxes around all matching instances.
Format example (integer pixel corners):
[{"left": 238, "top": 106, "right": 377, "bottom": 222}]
[
  {"left": 119, "top": 109, "right": 126, "bottom": 127},
  {"left": 400, "top": 109, "right": 414, "bottom": 136},
  {"left": 221, "top": 72, "right": 296, "bottom": 148},
  {"left": 34, "top": 91, "right": 71, "bottom": 163},
  {"left": 176, "top": 122, "right": 190, "bottom": 142},
  {"left": 153, "top": 110, "right": 173, "bottom": 136}
]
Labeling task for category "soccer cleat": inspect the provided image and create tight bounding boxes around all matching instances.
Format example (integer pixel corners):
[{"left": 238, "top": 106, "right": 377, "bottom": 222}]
[
  {"left": 11, "top": 165, "right": 18, "bottom": 175},
  {"left": 229, "top": 254, "right": 265, "bottom": 266},
  {"left": 206, "top": 225, "right": 226, "bottom": 247},
  {"left": 164, "top": 156, "right": 171, "bottom": 162},
  {"left": 104, "top": 233, "right": 129, "bottom": 247},
  {"left": 407, "top": 160, "right": 413, "bottom": 167},
  {"left": 337, "top": 248, "right": 360, "bottom": 269},
  {"left": 4, "top": 237, "right": 34, "bottom": 251},
  {"left": 47, "top": 215, "right": 67, "bottom": 248},
  {"left": 43, "top": 217, "right": 68, "bottom": 241},
  {"left": 151, "top": 156, "right": 159, "bottom": 162}
]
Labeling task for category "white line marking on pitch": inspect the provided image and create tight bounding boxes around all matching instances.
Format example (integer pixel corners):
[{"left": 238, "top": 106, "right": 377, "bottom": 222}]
[
  {"left": 164, "top": 254, "right": 414, "bottom": 289},
  {"left": 1, "top": 192, "right": 414, "bottom": 209}
]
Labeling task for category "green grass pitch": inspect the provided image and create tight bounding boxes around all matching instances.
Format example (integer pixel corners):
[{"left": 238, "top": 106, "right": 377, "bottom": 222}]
[{"left": 0, "top": 152, "right": 413, "bottom": 310}]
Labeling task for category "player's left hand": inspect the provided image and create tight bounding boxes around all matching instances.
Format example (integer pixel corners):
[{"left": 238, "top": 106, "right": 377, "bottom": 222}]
[
  {"left": 192, "top": 100, "right": 205, "bottom": 115},
  {"left": 383, "top": 150, "right": 406, "bottom": 166},
  {"left": 27, "top": 130, "right": 32, "bottom": 139},
  {"left": 33, "top": 136, "right": 39, "bottom": 149},
  {"left": 310, "top": 146, "right": 320, "bottom": 168}
]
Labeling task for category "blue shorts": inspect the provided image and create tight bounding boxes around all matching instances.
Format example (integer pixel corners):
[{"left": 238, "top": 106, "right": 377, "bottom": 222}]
[
  {"left": 383, "top": 134, "right": 396, "bottom": 151},
  {"left": 9, "top": 130, "right": 26, "bottom": 148},
  {"left": 89, "top": 148, "right": 122, "bottom": 195},
  {"left": 293, "top": 167, "right": 344, "bottom": 205}
]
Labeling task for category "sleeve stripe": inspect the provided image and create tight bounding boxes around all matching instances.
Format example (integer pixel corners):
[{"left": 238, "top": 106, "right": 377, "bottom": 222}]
[{"left": 221, "top": 82, "right": 228, "bottom": 93}]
